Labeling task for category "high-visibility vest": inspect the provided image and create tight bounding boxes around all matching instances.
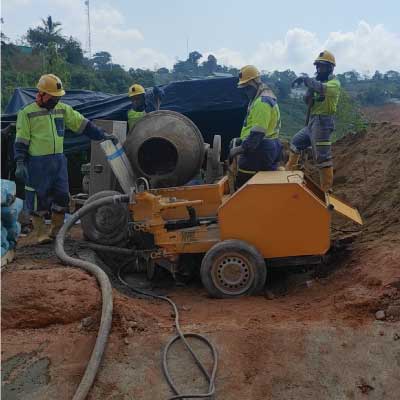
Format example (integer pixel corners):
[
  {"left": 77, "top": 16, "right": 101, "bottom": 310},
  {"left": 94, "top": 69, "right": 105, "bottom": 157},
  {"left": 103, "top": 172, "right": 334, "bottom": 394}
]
[
  {"left": 240, "top": 89, "right": 281, "bottom": 140},
  {"left": 16, "top": 102, "right": 87, "bottom": 156}
]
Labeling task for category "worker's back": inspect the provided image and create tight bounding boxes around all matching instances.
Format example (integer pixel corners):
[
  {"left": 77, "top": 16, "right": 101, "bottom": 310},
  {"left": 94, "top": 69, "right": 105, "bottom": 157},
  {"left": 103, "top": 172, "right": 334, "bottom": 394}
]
[
  {"left": 240, "top": 88, "right": 281, "bottom": 140},
  {"left": 236, "top": 86, "right": 282, "bottom": 183}
]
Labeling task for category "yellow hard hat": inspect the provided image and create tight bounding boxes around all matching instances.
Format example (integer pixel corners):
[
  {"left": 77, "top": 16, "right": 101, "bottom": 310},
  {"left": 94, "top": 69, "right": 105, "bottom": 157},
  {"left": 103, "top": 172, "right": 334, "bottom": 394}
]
[
  {"left": 128, "top": 84, "right": 145, "bottom": 97},
  {"left": 314, "top": 50, "right": 336, "bottom": 66},
  {"left": 237, "top": 65, "right": 261, "bottom": 87},
  {"left": 36, "top": 74, "right": 65, "bottom": 96}
]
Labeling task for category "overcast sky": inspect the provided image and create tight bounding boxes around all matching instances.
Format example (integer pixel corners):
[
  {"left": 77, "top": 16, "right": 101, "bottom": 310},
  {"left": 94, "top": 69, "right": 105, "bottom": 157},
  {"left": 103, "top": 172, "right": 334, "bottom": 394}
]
[{"left": 2, "top": 0, "right": 400, "bottom": 74}]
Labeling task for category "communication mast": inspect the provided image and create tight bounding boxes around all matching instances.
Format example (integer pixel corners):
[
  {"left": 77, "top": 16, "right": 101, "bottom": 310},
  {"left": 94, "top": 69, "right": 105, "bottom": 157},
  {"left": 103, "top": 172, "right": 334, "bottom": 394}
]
[{"left": 85, "top": 0, "right": 92, "bottom": 58}]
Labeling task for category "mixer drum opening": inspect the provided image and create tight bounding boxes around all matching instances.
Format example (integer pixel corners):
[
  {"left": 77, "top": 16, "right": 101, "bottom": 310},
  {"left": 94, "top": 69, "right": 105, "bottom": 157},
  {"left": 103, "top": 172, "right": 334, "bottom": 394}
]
[
  {"left": 124, "top": 110, "right": 205, "bottom": 187},
  {"left": 138, "top": 137, "right": 178, "bottom": 175}
]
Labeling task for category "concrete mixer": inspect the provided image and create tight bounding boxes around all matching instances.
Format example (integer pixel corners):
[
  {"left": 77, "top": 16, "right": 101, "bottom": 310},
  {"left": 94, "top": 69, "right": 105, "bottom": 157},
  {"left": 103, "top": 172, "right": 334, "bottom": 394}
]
[{"left": 81, "top": 110, "right": 222, "bottom": 199}]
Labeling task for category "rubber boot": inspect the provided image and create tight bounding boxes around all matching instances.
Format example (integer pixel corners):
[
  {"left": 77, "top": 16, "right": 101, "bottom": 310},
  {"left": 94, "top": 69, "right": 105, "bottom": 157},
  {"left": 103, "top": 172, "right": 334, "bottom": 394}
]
[
  {"left": 319, "top": 167, "right": 334, "bottom": 192},
  {"left": 49, "top": 212, "right": 65, "bottom": 239},
  {"left": 285, "top": 152, "right": 300, "bottom": 170},
  {"left": 31, "top": 215, "right": 52, "bottom": 244},
  {"left": 19, "top": 208, "right": 32, "bottom": 234}
]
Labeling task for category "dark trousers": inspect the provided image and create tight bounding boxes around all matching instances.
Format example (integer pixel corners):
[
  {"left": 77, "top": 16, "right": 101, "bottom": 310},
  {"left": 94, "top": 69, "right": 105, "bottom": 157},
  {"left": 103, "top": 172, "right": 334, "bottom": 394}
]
[
  {"left": 25, "top": 154, "right": 69, "bottom": 214},
  {"left": 290, "top": 115, "right": 334, "bottom": 168}
]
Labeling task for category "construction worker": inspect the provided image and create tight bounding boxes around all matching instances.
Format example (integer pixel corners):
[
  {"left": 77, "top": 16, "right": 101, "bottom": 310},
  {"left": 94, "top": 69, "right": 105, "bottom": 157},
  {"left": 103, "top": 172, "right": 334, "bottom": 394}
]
[
  {"left": 286, "top": 50, "right": 341, "bottom": 192},
  {"left": 14, "top": 74, "right": 118, "bottom": 244},
  {"left": 230, "top": 65, "right": 282, "bottom": 188},
  {"left": 127, "top": 84, "right": 164, "bottom": 131}
]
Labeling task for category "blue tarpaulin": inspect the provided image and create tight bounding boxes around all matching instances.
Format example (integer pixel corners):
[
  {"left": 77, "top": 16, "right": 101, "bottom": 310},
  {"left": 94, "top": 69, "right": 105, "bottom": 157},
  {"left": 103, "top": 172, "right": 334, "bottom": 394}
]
[{"left": 1, "top": 77, "right": 248, "bottom": 179}]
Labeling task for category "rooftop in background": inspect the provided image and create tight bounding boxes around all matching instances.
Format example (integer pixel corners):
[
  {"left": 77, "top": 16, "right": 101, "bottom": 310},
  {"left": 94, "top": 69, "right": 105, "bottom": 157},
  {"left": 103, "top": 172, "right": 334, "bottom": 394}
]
[{"left": 16, "top": 46, "right": 32, "bottom": 55}]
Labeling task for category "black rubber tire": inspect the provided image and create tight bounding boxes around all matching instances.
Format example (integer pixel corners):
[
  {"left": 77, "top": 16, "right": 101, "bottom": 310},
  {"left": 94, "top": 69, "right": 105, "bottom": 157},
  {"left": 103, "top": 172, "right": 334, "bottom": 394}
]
[
  {"left": 200, "top": 239, "right": 267, "bottom": 298},
  {"left": 81, "top": 190, "right": 129, "bottom": 245}
]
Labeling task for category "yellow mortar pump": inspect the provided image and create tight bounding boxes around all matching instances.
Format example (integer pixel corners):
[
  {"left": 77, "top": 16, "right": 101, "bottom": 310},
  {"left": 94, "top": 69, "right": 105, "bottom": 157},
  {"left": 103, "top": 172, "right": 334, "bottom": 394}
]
[{"left": 125, "top": 170, "right": 362, "bottom": 298}]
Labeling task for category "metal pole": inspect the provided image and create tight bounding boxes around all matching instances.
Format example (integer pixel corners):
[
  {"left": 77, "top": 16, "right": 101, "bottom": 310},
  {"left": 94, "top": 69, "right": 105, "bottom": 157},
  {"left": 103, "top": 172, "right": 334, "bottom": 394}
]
[{"left": 85, "top": 0, "right": 92, "bottom": 58}]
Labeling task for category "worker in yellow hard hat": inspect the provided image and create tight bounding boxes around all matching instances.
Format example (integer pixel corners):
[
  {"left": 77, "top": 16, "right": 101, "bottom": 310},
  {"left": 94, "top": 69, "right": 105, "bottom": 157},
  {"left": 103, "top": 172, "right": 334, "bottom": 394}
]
[
  {"left": 286, "top": 50, "right": 340, "bottom": 192},
  {"left": 127, "top": 83, "right": 164, "bottom": 131},
  {"left": 230, "top": 65, "right": 282, "bottom": 188},
  {"left": 14, "top": 74, "right": 118, "bottom": 244}
]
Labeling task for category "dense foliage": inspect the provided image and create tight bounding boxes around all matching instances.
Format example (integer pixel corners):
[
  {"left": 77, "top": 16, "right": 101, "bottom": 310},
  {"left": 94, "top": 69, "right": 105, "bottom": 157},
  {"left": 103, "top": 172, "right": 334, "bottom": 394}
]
[{"left": 2, "top": 16, "right": 399, "bottom": 140}]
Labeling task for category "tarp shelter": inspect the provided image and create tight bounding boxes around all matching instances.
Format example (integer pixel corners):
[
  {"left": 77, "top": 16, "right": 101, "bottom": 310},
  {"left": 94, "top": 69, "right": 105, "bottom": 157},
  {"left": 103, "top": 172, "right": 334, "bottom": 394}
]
[{"left": 1, "top": 77, "right": 248, "bottom": 180}]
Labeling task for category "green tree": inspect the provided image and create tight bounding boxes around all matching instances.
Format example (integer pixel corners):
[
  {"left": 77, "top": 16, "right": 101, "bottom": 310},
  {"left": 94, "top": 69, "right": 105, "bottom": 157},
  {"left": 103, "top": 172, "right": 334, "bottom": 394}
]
[
  {"left": 70, "top": 66, "right": 97, "bottom": 90},
  {"left": 262, "top": 70, "right": 297, "bottom": 100},
  {"left": 92, "top": 51, "right": 112, "bottom": 70},
  {"left": 128, "top": 68, "right": 155, "bottom": 88},
  {"left": 372, "top": 70, "right": 383, "bottom": 81},
  {"left": 188, "top": 51, "right": 202, "bottom": 66},
  {"left": 26, "top": 15, "right": 64, "bottom": 50},
  {"left": 334, "top": 89, "right": 367, "bottom": 140},
  {"left": 60, "top": 37, "right": 84, "bottom": 65},
  {"left": 44, "top": 43, "right": 71, "bottom": 87},
  {"left": 343, "top": 70, "right": 361, "bottom": 83},
  {"left": 172, "top": 51, "right": 203, "bottom": 78},
  {"left": 157, "top": 67, "right": 169, "bottom": 74},
  {"left": 202, "top": 54, "right": 218, "bottom": 75},
  {"left": 357, "top": 85, "right": 389, "bottom": 105},
  {"left": 384, "top": 70, "right": 400, "bottom": 81},
  {"left": 98, "top": 64, "right": 130, "bottom": 92},
  {"left": 1, "top": 19, "right": 10, "bottom": 45}
]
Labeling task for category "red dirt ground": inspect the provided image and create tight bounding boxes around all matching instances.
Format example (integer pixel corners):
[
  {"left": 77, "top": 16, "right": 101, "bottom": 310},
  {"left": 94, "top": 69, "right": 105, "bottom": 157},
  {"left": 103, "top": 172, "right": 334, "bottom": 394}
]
[{"left": 362, "top": 103, "right": 400, "bottom": 125}]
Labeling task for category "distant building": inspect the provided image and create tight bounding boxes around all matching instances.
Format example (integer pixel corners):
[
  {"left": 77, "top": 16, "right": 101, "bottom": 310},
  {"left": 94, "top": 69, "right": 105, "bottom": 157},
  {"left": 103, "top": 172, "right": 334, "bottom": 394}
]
[
  {"left": 17, "top": 45, "right": 32, "bottom": 55},
  {"left": 212, "top": 72, "right": 234, "bottom": 78}
]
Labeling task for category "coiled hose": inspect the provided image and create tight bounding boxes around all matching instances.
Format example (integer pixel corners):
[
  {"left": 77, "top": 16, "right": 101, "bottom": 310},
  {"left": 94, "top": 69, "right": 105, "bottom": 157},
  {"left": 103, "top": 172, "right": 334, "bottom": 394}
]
[
  {"left": 55, "top": 194, "right": 129, "bottom": 400},
  {"left": 56, "top": 193, "right": 218, "bottom": 399},
  {"left": 118, "top": 265, "right": 218, "bottom": 399}
]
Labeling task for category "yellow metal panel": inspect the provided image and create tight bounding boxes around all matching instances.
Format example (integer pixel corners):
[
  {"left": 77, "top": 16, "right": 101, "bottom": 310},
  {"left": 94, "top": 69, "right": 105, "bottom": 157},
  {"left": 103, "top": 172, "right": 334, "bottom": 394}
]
[
  {"left": 218, "top": 182, "right": 331, "bottom": 258},
  {"left": 151, "top": 176, "right": 228, "bottom": 219},
  {"left": 327, "top": 194, "right": 363, "bottom": 225},
  {"left": 247, "top": 170, "right": 304, "bottom": 185}
]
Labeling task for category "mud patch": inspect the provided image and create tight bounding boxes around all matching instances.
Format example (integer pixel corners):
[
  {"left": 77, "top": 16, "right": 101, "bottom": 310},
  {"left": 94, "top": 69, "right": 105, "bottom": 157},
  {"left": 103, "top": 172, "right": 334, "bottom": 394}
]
[{"left": 2, "top": 352, "right": 50, "bottom": 400}]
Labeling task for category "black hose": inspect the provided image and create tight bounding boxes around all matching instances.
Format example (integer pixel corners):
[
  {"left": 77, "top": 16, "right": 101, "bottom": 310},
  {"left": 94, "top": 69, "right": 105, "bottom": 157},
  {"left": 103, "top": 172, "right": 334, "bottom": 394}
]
[
  {"left": 118, "top": 265, "right": 218, "bottom": 399},
  {"left": 77, "top": 241, "right": 137, "bottom": 255},
  {"left": 55, "top": 194, "right": 129, "bottom": 400}
]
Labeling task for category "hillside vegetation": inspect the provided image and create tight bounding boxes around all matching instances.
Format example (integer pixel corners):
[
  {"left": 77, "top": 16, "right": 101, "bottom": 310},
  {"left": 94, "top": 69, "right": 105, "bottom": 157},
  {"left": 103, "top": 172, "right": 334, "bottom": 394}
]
[{"left": 2, "top": 16, "right": 399, "bottom": 140}]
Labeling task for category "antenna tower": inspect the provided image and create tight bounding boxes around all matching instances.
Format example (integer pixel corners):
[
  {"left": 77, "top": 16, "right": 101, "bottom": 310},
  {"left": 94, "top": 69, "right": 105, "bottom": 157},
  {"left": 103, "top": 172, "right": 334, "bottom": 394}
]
[{"left": 85, "top": 0, "right": 92, "bottom": 58}]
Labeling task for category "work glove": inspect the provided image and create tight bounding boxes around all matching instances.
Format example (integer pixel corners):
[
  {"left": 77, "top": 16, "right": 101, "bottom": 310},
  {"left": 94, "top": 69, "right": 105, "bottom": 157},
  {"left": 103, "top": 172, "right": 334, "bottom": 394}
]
[
  {"left": 229, "top": 145, "right": 244, "bottom": 162},
  {"left": 15, "top": 160, "right": 28, "bottom": 184},
  {"left": 102, "top": 132, "right": 119, "bottom": 145}
]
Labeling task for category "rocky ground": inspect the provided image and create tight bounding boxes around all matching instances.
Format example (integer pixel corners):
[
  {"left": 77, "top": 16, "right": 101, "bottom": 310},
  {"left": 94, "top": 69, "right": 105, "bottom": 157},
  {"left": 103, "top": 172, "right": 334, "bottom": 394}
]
[{"left": 2, "top": 121, "right": 400, "bottom": 400}]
